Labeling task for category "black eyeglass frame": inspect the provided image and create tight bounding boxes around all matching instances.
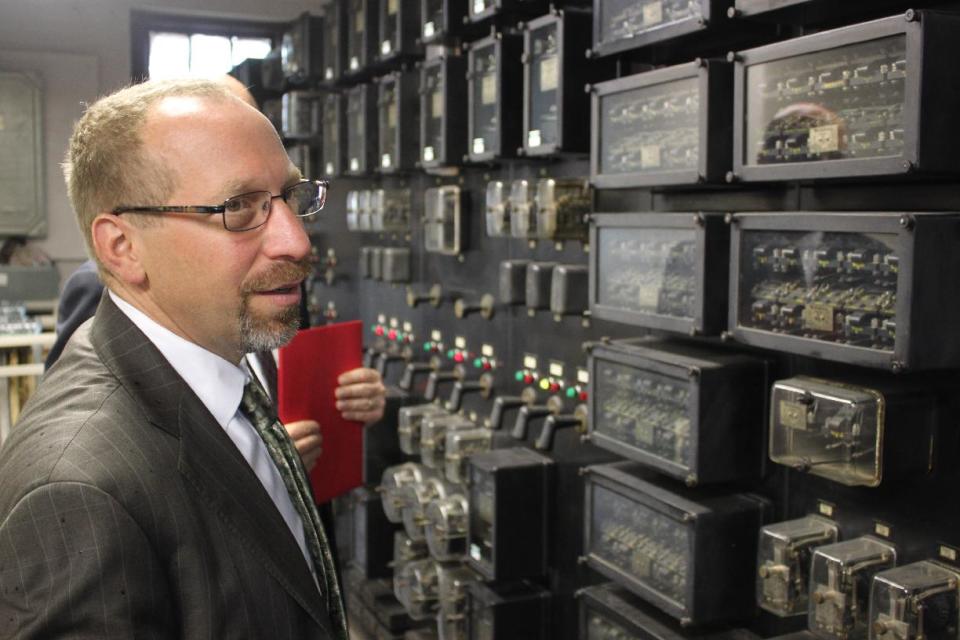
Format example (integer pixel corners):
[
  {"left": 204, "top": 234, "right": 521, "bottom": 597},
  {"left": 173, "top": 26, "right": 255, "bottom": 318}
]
[{"left": 111, "top": 179, "right": 329, "bottom": 231}]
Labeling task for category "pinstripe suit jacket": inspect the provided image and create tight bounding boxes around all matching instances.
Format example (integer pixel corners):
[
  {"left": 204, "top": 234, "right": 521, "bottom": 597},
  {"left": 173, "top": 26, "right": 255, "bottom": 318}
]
[{"left": 0, "top": 294, "right": 338, "bottom": 639}]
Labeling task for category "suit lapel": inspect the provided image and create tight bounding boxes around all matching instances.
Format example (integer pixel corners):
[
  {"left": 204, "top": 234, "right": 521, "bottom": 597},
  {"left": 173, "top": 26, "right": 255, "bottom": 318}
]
[{"left": 90, "top": 294, "right": 330, "bottom": 631}]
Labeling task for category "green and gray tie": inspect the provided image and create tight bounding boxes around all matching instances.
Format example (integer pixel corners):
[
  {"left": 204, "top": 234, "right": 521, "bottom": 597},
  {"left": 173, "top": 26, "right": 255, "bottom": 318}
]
[{"left": 239, "top": 377, "right": 348, "bottom": 639}]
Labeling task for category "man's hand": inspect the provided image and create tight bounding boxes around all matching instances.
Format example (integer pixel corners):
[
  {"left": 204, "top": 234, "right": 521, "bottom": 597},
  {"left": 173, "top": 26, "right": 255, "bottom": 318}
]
[
  {"left": 335, "top": 367, "right": 386, "bottom": 423},
  {"left": 285, "top": 420, "right": 323, "bottom": 472}
]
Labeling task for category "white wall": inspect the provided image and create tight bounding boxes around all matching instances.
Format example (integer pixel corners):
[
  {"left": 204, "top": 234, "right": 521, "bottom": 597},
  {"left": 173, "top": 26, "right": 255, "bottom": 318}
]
[{"left": 0, "top": 0, "right": 320, "bottom": 283}]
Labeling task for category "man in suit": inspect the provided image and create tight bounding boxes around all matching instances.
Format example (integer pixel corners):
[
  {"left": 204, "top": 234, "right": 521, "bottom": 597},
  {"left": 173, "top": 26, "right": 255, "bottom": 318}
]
[{"left": 0, "top": 78, "right": 384, "bottom": 638}]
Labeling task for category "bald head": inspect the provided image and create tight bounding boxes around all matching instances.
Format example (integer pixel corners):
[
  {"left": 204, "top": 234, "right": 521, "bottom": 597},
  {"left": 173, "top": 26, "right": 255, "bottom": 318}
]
[{"left": 218, "top": 74, "right": 259, "bottom": 109}]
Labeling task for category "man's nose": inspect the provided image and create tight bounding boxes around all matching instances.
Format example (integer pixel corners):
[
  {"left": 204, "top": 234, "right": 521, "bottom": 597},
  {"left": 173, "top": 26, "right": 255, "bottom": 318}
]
[{"left": 262, "top": 197, "right": 311, "bottom": 260}]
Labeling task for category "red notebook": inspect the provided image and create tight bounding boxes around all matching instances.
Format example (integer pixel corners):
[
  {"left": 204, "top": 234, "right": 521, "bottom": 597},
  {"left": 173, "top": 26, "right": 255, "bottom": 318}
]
[{"left": 277, "top": 320, "right": 363, "bottom": 503}]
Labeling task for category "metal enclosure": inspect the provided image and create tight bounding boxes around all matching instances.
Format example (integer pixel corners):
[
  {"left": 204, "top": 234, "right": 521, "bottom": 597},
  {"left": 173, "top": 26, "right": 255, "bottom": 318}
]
[
  {"left": 587, "top": 339, "right": 767, "bottom": 485},
  {"left": 345, "top": 0, "right": 379, "bottom": 78},
  {"left": 419, "top": 53, "right": 467, "bottom": 169},
  {"left": 591, "top": 0, "right": 734, "bottom": 57},
  {"left": 420, "top": 0, "right": 467, "bottom": 45},
  {"left": 379, "top": 0, "right": 422, "bottom": 62},
  {"left": 582, "top": 462, "right": 770, "bottom": 625},
  {"left": 281, "top": 13, "right": 324, "bottom": 86},
  {"left": 350, "top": 486, "right": 397, "bottom": 579},
  {"left": 589, "top": 213, "right": 729, "bottom": 335},
  {"left": 465, "top": 581, "right": 551, "bottom": 640},
  {"left": 346, "top": 83, "right": 378, "bottom": 175},
  {"left": 523, "top": 8, "right": 594, "bottom": 156},
  {"left": 467, "top": 31, "right": 523, "bottom": 162},
  {"left": 377, "top": 70, "right": 421, "bottom": 173},
  {"left": 591, "top": 60, "right": 733, "bottom": 188},
  {"left": 0, "top": 72, "right": 45, "bottom": 237},
  {"left": 321, "top": 1, "right": 346, "bottom": 84},
  {"left": 321, "top": 92, "right": 346, "bottom": 177},
  {"left": 469, "top": 0, "right": 550, "bottom": 24},
  {"left": 466, "top": 447, "right": 553, "bottom": 581},
  {"left": 731, "top": 12, "right": 960, "bottom": 182},
  {"left": 727, "top": 212, "right": 960, "bottom": 370}
]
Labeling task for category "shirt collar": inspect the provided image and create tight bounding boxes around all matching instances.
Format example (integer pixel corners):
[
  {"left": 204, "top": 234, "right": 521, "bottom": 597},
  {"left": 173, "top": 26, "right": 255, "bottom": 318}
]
[{"left": 108, "top": 290, "right": 248, "bottom": 427}]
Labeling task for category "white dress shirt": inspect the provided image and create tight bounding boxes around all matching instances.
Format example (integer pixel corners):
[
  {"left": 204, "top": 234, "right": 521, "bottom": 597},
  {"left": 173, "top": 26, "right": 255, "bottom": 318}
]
[{"left": 108, "top": 291, "right": 316, "bottom": 577}]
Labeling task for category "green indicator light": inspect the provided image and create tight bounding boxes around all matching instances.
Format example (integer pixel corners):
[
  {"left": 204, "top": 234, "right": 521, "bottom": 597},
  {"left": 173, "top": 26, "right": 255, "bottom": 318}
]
[
  {"left": 396, "top": 332, "right": 404, "bottom": 341},
  {"left": 423, "top": 342, "right": 432, "bottom": 352},
  {"left": 447, "top": 349, "right": 455, "bottom": 359},
  {"left": 474, "top": 358, "right": 483, "bottom": 368},
  {"left": 370, "top": 325, "right": 377, "bottom": 333},
  {"left": 514, "top": 371, "right": 524, "bottom": 382},
  {"left": 566, "top": 387, "right": 576, "bottom": 399}
]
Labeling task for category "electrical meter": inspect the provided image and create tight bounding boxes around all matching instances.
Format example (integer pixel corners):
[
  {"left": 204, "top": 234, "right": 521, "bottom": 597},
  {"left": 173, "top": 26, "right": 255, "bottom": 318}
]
[
  {"left": 870, "top": 560, "right": 960, "bottom": 640},
  {"left": 420, "top": 0, "right": 466, "bottom": 44},
  {"left": 400, "top": 475, "right": 455, "bottom": 542},
  {"left": 592, "top": 0, "right": 731, "bottom": 58},
  {"left": 756, "top": 516, "right": 839, "bottom": 616},
  {"left": 499, "top": 260, "right": 529, "bottom": 305},
  {"left": 423, "top": 186, "right": 464, "bottom": 256},
  {"left": 583, "top": 461, "right": 769, "bottom": 624},
  {"left": 467, "top": 447, "right": 553, "bottom": 581},
  {"left": 395, "top": 558, "right": 441, "bottom": 620},
  {"left": 281, "top": 13, "right": 324, "bottom": 85},
  {"left": 729, "top": 212, "right": 960, "bottom": 370},
  {"left": 344, "top": 0, "right": 378, "bottom": 76},
  {"left": 486, "top": 180, "right": 510, "bottom": 237},
  {"left": 378, "top": 70, "right": 420, "bottom": 173},
  {"left": 380, "top": 462, "right": 429, "bottom": 523},
  {"left": 351, "top": 486, "right": 397, "bottom": 579},
  {"left": 591, "top": 60, "right": 733, "bottom": 188},
  {"left": 321, "top": 2, "right": 345, "bottom": 84},
  {"left": 280, "top": 91, "right": 321, "bottom": 138},
  {"left": 321, "top": 92, "right": 345, "bottom": 177},
  {"left": 399, "top": 404, "right": 449, "bottom": 455},
  {"left": 467, "top": 581, "right": 550, "bottom": 640},
  {"left": 769, "top": 376, "right": 935, "bottom": 487},
  {"left": 732, "top": 12, "right": 960, "bottom": 182},
  {"left": 371, "top": 188, "right": 411, "bottom": 232},
  {"left": 425, "top": 494, "right": 468, "bottom": 561},
  {"left": 381, "top": 248, "right": 411, "bottom": 284},
  {"left": 467, "top": 31, "right": 522, "bottom": 162},
  {"left": 420, "top": 413, "right": 475, "bottom": 470},
  {"left": 523, "top": 8, "right": 593, "bottom": 155},
  {"left": 808, "top": 537, "right": 898, "bottom": 640},
  {"left": 444, "top": 427, "right": 493, "bottom": 484},
  {"left": 550, "top": 264, "right": 590, "bottom": 317},
  {"left": 535, "top": 178, "right": 591, "bottom": 241},
  {"left": 379, "top": 0, "right": 420, "bottom": 61},
  {"left": 420, "top": 53, "right": 467, "bottom": 168},
  {"left": 587, "top": 339, "right": 767, "bottom": 486},
  {"left": 590, "top": 213, "right": 729, "bottom": 335},
  {"left": 346, "top": 84, "right": 377, "bottom": 175},
  {"left": 509, "top": 179, "right": 535, "bottom": 239}
]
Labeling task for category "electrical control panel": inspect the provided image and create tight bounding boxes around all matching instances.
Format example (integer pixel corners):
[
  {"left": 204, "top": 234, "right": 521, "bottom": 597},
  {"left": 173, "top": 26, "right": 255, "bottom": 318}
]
[
  {"left": 467, "top": 581, "right": 551, "bottom": 640},
  {"left": 591, "top": 60, "right": 733, "bottom": 188},
  {"left": 587, "top": 339, "right": 767, "bottom": 486},
  {"left": 869, "top": 560, "right": 960, "bottom": 640},
  {"left": 281, "top": 13, "right": 324, "bottom": 86},
  {"left": 729, "top": 212, "right": 960, "bottom": 370},
  {"left": 378, "top": 70, "right": 421, "bottom": 173},
  {"left": 346, "top": 83, "right": 378, "bottom": 175},
  {"left": 467, "top": 447, "right": 553, "bottom": 581},
  {"left": 582, "top": 461, "right": 769, "bottom": 624},
  {"left": 732, "top": 12, "right": 960, "bottom": 182},
  {"left": 810, "top": 537, "right": 898, "bottom": 640},
  {"left": 769, "top": 376, "right": 935, "bottom": 487},
  {"left": 321, "top": 91, "right": 345, "bottom": 177},
  {"left": 321, "top": 2, "right": 346, "bottom": 84},
  {"left": 379, "top": 0, "right": 421, "bottom": 62},
  {"left": 590, "top": 213, "right": 729, "bottom": 335},
  {"left": 423, "top": 186, "right": 464, "bottom": 256},
  {"left": 756, "top": 515, "right": 839, "bottom": 617},
  {"left": 467, "top": 31, "right": 522, "bottom": 162},
  {"left": 419, "top": 53, "right": 467, "bottom": 168},
  {"left": 591, "top": 0, "right": 733, "bottom": 58},
  {"left": 345, "top": 0, "right": 379, "bottom": 77}
]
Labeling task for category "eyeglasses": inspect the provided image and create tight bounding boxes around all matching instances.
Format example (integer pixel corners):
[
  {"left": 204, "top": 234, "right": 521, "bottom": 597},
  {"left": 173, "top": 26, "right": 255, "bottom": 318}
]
[{"left": 112, "top": 179, "right": 329, "bottom": 231}]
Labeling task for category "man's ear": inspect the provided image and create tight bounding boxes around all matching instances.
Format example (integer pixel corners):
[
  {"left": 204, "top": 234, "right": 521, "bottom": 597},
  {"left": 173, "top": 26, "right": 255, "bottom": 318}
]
[{"left": 91, "top": 213, "right": 147, "bottom": 286}]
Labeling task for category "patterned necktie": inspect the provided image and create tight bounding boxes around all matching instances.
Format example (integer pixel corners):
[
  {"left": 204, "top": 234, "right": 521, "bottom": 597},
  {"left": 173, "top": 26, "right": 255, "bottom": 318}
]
[{"left": 239, "top": 376, "right": 348, "bottom": 639}]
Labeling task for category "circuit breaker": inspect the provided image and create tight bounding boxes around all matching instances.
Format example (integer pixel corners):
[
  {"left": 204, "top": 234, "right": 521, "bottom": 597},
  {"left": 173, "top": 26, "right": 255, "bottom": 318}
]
[
  {"left": 523, "top": 8, "right": 594, "bottom": 155},
  {"left": 379, "top": 0, "right": 421, "bottom": 61},
  {"left": 419, "top": 413, "right": 474, "bottom": 470},
  {"left": 378, "top": 70, "right": 420, "bottom": 173},
  {"left": 728, "top": 212, "right": 960, "bottom": 370},
  {"left": 346, "top": 84, "right": 378, "bottom": 175},
  {"left": 769, "top": 376, "right": 936, "bottom": 487},
  {"left": 419, "top": 53, "right": 467, "bottom": 168},
  {"left": 467, "top": 447, "right": 553, "bottom": 581},
  {"left": 380, "top": 462, "right": 429, "bottom": 524},
  {"left": 732, "top": 12, "right": 960, "bottom": 182},
  {"left": 591, "top": 0, "right": 733, "bottom": 57},
  {"left": 281, "top": 13, "right": 324, "bottom": 86},
  {"left": 810, "top": 537, "right": 898, "bottom": 640},
  {"left": 443, "top": 427, "right": 492, "bottom": 483},
  {"left": 582, "top": 461, "right": 769, "bottom": 624},
  {"left": 587, "top": 339, "right": 767, "bottom": 486},
  {"left": 321, "top": 92, "right": 345, "bottom": 177},
  {"left": 756, "top": 516, "right": 839, "bottom": 617},
  {"left": 424, "top": 493, "right": 468, "bottom": 561},
  {"left": 345, "top": 0, "right": 378, "bottom": 77},
  {"left": 869, "top": 560, "right": 960, "bottom": 640},
  {"left": 467, "top": 31, "right": 522, "bottom": 162},
  {"left": 590, "top": 213, "right": 729, "bottom": 335},
  {"left": 400, "top": 474, "right": 456, "bottom": 542},
  {"left": 398, "top": 404, "right": 448, "bottom": 456},
  {"left": 591, "top": 60, "right": 733, "bottom": 188},
  {"left": 420, "top": 0, "right": 466, "bottom": 44}
]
